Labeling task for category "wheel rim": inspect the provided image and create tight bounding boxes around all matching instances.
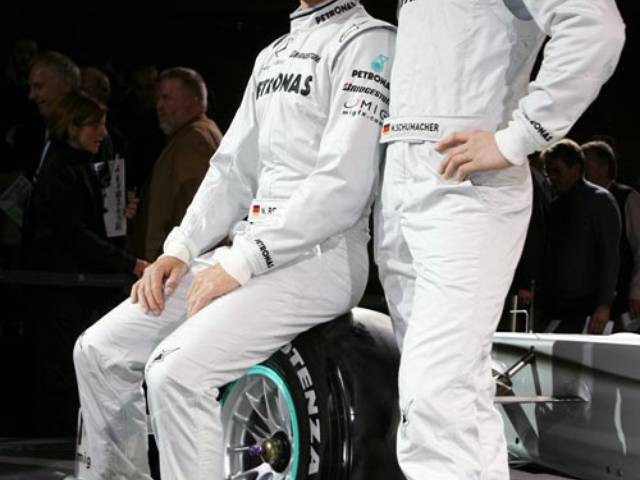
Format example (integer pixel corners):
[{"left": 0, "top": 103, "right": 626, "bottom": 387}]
[{"left": 222, "top": 365, "right": 300, "bottom": 480}]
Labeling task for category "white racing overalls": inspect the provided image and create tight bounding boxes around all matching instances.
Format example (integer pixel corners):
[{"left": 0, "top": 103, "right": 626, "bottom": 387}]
[
  {"left": 72, "top": 1, "right": 395, "bottom": 478},
  {"left": 375, "top": 0, "right": 625, "bottom": 479}
]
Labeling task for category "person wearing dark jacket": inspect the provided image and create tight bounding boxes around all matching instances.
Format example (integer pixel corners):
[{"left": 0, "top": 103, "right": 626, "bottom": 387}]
[
  {"left": 133, "top": 67, "right": 223, "bottom": 261},
  {"left": 25, "top": 92, "right": 146, "bottom": 275},
  {"left": 23, "top": 91, "right": 147, "bottom": 435},
  {"left": 542, "top": 139, "right": 621, "bottom": 334},
  {"left": 582, "top": 140, "right": 640, "bottom": 324},
  {"left": 503, "top": 152, "right": 552, "bottom": 331},
  {"left": 26, "top": 141, "right": 138, "bottom": 273}
]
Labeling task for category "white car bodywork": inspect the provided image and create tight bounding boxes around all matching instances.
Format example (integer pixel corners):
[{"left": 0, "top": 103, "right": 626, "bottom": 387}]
[{"left": 493, "top": 332, "right": 640, "bottom": 480}]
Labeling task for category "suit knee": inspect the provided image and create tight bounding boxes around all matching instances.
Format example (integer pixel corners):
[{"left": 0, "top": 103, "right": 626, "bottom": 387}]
[
  {"left": 72, "top": 326, "right": 118, "bottom": 376},
  {"left": 145, "top": 347, "right": 224, "bottom": 404},
  {"left": 144, "top": 347, "right": 184, "bottom": 399}
]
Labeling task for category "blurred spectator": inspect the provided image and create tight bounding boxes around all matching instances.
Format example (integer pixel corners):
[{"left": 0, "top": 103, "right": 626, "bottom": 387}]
[
  {"left": 0, "top": 40, "right": 39, "bottom": 255},
  {"left": 504, "top": 151, "right": 552, "bottom": 331},
  {"left": 80, "top": 66, "right": 128, "bottom": 164},
  {"left": 134, "top": 67, "right": 223, "bottom": 261},
  {"left": 98, "top": 57, "right": 128, "bottom": 106},
  {"left": 23, "top": 91, "right": 148, "bottom": 434},
  {"left": 2, "top": 52, "right": 78, "bottom": 257},
  {"left": 541, "top": 139, "right": 621, "bottom": 334},
  {"left": 114, "top": 63, "right": 164, "bottom": 189},
  {"left": 81, "top": 66, "right": 137, "bottom": 234},
  {"left": 583, "top": 140, "right": 640, "bottom": 323},
  {"left": 81, "top": 66, "right": 111, "bottom": 106},
  {"left": 25, "top": 90, "right": 146, "bottom": 275},
  {"left": 15, "top": 55, "right": 133, "bottom": 252},
  {"left": 1, "top": 38, "right": 38, "bottom": 160},
  {"left": 13, "top": 51, "right": 80, "bottom": 180},
  {"left": 28, "top": 52, "right": 80, "bottom": 123},
  {"left": 589, "top": 134, "right": 619, "bottom": 154},
  {"left": 3, "top": 38, "right": 38, "bottom": 86},
  {"left": 80, "top": 66, "right": 126, "bottom": 160}
]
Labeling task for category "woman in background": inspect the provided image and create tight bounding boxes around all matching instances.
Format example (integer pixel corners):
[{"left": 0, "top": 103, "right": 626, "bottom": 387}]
[{"left": 24, "top": 91, "right": 147, "bottom": 435}]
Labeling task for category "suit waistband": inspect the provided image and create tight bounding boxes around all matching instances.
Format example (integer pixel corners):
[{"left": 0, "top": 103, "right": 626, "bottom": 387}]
[{"left": 381, "top": 115, "right": 489, "bottom": 144}]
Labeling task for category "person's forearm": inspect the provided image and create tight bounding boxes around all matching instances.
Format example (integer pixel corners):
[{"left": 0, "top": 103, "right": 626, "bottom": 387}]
[{"left": 496, "top": 0, "right": 625, "bottom": 164}]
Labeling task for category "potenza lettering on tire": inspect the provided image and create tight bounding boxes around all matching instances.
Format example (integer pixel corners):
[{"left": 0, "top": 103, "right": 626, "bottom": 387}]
[{"left": 281, "top": 343, "right": 321, "bottom": 476}]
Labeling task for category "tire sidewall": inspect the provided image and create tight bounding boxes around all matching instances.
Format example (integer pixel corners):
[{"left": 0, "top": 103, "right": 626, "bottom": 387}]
[{"left": 262, "top": 336, "right": 331, "bottom": 480}]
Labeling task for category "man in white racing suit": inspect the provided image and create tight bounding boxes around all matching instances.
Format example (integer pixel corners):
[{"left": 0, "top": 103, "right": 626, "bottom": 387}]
[
  {"left": 72, "top": 1, "right": 395, "bottom": 478},
  {"left": 375, "top": 0, "right": 625, "bottom": 479}
]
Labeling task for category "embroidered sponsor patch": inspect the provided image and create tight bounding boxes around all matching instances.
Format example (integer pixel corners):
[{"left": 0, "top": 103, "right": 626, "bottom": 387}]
[
  {"left": 371, "top": 54, "right": 389, "bottom": 73},
  {"left": 255, "top": 239, "right": 274, "bottom": 269},
  {"left": 248, "top": 199, "right": 285, "bottom": 225}
]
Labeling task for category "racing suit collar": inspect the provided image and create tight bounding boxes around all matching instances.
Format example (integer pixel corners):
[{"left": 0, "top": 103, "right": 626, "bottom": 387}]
[{"left": 290, "top": 0, "right": 360, "bottom": 31}]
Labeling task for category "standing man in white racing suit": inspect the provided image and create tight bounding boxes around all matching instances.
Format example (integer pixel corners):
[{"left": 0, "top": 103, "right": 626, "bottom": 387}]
[
  {"left": 375, "top": 0, "right": 625, "bottom": 479},
  {"left": 71, "top": 1, "right": 395, "bottom": 478}
]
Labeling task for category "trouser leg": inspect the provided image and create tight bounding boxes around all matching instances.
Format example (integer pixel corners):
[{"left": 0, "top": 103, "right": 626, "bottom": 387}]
[
  {"left": 381, "top": 142, "right": 531, "bottom": 480},
  {"left": 476, "top": 338, "right": 509, "bottom": 480},
  {"left": 144, "top": 239, "right": 366, "bottom": 480},
  {"left": 374, "top": 150, "right": 415, "bottom": 350},
  {"left": 72, "top": 272, "right": 193, "bottom": 479}
]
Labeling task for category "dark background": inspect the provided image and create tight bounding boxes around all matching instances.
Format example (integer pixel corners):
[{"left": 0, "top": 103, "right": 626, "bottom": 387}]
[{"left": 1, "top": 0, "right": 638, "bottom": 184}]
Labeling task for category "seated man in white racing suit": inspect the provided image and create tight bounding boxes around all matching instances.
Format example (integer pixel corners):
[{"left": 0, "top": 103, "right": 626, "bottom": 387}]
[{"left": 71, "top": 1, "right": 395, "bottom": 478}]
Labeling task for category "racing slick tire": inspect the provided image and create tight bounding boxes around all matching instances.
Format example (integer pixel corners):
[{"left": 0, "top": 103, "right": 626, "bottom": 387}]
[{"left": 221, "top": 307, "right": 402, "bottom": 480}]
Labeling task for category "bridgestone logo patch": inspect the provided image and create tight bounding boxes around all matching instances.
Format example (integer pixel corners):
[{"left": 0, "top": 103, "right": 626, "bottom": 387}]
[
  {"left": 290, "top": 50, "right": 321, "bottom": 63},
  {"left": 342, "top": 82, "right": 389, "bottom": 104}
]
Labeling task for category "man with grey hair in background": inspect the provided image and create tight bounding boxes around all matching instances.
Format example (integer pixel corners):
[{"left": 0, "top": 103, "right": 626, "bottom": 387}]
[
  {"left": 135, "top": 67, "right": 223, "bottom": 261},
  {"left": 19, "top": 51, "right": 80, "bottom": 257},
  {"left": 16, "top": 50, "right": 80, "bottom": 180}
]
